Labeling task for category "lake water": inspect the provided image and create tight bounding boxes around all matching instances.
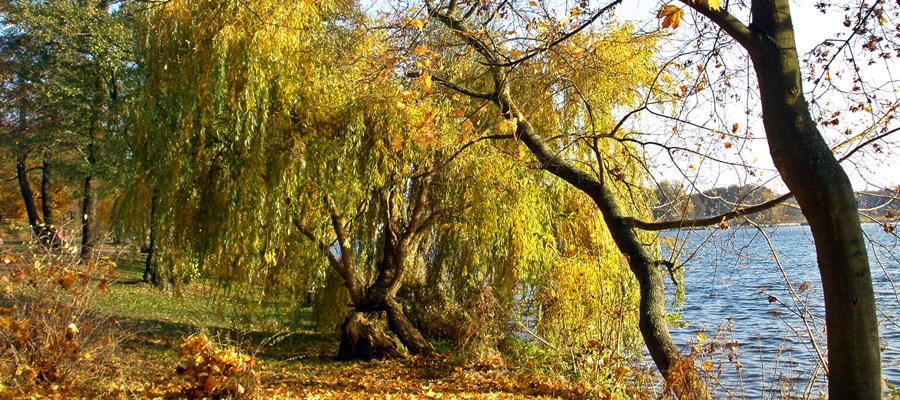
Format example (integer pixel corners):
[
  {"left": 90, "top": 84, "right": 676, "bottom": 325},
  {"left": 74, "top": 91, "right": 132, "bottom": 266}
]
[{"left": 661, "top": 223, "right": 900, "bottom": 398}]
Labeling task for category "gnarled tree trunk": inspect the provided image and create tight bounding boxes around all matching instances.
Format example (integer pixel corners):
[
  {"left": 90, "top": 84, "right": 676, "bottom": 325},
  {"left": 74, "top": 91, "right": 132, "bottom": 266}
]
[
  {"left": 296, "top": 174, "right": 439, "bottom": 360},
  {"left": 385, "top": 298, "right": 431, "bottom": 355},
  {"left": 337, "top": 311, "right": 407, "bottom": 360}
]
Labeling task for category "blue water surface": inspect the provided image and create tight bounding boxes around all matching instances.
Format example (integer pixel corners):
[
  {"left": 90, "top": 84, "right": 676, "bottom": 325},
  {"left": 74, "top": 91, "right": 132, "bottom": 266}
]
[{"left": 660, "top": 223, "right": 900, "bottom": 398}]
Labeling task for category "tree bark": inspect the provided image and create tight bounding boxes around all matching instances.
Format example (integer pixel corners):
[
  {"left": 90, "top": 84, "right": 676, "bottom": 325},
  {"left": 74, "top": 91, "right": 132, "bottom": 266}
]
[
  {"left": 337, "top": 311, "right": 408, "bottom": 360},
  {"left": 355, "top": 233, "right": 432, "bottom": 355},
  {"left": 16, "top": 152, "right": 43, "bottom": 239},
  {"left": 39, "top": 159, "right": 61, "bottom": 247},
  {"left": 80, "top": 143, "right": 98, "bottom": 263},
  {"left": 40, "top": 160, "right": 54, "bottom": 228},
  {"left": 143, "top": 190, "right": 158, "bottom": 284},
  {"left": 296, "top": 178, "right": 437, "bottom": 360},
  {"left": 385, "top": 299, "right": 432, "bottom": 355},
  {"left": 746, "top": 1, "right": 881, "bottom": 396}
]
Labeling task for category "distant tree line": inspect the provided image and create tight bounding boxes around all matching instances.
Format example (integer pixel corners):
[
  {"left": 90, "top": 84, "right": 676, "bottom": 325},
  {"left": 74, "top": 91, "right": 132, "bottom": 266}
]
[{"left": 653, "top": 181, "right": 900, "bottom": 226}]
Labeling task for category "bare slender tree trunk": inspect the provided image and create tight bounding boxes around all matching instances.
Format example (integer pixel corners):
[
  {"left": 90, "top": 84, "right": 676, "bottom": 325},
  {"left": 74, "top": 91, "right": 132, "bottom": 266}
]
[
  {"left": 80, "top": 143, "right": 98, "bottom": 263},
  {"left": 143, "top": 190, "right": 158, "bottom": 284},
  {"left": 81, "top": 71, "right": 107, "bottom": 263},
  {"left": 40, "top": 160, "right": 54, "bottom": 228},
  {"left": 16, "top": 152, "right": 43, "bottom": 239}
]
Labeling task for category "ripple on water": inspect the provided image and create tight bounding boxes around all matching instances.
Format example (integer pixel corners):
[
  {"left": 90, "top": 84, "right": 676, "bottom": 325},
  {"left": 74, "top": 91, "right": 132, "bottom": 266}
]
[{"left": 661, "top": 224, "right": 899, "bottom": 397}]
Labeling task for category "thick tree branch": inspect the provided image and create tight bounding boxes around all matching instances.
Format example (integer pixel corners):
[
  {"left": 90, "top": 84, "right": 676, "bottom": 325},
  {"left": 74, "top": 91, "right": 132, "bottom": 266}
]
[
  {"left": 625, "top": 192, "right": 794, "bottom": 231},
  {"left": 414, "top": 209, "right": 444, "bottom": 237},
  {"left": 406, "top": 170, "right": 434, "bottom": 235},
  {"left": 291, "top": 195, "right": 364, "bottom": 303},
  {"left": 322, "top": 195, "right": 353, "bottom": 269},
  {"left": 682, "top": 0, "right": 756, "bottom": 51},
  {"left": 293, "top": 216, "right": 342, "bottom": 270},
  {"left": 431, "top": 75, "right": 495, "bottom": 100}
]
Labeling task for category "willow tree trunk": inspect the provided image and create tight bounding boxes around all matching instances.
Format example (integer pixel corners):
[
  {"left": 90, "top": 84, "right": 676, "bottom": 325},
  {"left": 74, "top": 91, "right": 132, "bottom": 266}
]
[
  {"left": 305, "top": 185, "right": 436, "bottom": 361},
  {"left": 360, "top": 232, "right": 433, "bottom": 356},
  {"left": 748, "top": 1, "right": 881, "bottom": 395},
  {"left": 16, "top": 152, "right": 43, "bottom": 239},
  {"left": 340, "top": 241, "right": 433, "bottom": 359},
  {"left": 337, "top": 311, "right": 407, "bottom": 360},
  {"left": 385, "top": 298, "right": 431, "bottom": 355},
  {"left": 339, "top": 296, "right": 431, "bottom": 359}
]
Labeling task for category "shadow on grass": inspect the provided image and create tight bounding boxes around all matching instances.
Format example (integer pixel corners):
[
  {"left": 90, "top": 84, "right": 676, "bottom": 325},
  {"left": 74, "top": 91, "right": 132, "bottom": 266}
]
[{"left": 113, "top": 313, "right": 339, "bottom": 362}]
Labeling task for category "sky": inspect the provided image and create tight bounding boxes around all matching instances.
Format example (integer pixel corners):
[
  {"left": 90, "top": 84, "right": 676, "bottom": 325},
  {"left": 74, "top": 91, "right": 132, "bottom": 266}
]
[
  {"left": 613, "top": 0, "right": 900, "bottom": 192},
  {"left": 365, "top": 0, "right": 899, "bottom": 192}
]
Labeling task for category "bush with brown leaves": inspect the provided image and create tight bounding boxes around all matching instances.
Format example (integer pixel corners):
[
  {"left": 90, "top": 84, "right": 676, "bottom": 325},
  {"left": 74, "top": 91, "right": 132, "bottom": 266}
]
[
  {"left": 0, "top": 250, "right": 121, "bottom": 397},
  {"left": 176, "top": 332, "right": 259, "bottom": 399}
]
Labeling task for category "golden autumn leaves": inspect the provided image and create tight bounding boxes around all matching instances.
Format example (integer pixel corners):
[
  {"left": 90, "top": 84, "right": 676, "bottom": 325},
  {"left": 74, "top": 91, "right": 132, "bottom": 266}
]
[
  {"left": 657, "top": 5, "right": 685, "bottom": 29},
  {"left": 657, "top": 0, "right": 722, "bottom": 30}
]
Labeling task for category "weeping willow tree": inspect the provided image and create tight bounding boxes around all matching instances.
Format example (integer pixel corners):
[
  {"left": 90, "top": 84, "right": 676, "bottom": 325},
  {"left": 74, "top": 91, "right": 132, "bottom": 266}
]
[
  {"left": 128, "top": 0, "right": 661, "bottom": 364},
  {"left": 412, "top": 1, "right": 710, "bottom": 396},
  {"left": 402, "top": 19, "right": 664, "bottom": 366},
  {"left": 130, "top": 0, "right": 442, "bottom": 357},
  {"left": 129, "top": 0, "right": 544, "bottom": 359}
]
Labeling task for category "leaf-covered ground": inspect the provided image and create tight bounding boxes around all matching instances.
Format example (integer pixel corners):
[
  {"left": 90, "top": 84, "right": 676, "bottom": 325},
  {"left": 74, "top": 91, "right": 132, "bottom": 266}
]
[
  {"left": 0, "top": 244, "right": 635, "bottom": 399},
  {"left": 100, "top": 322, "right": 602, "bottom": 399}
]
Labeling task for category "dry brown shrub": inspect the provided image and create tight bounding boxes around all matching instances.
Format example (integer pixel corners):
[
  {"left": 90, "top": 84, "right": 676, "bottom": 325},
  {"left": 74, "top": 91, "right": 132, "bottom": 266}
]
[
  {"left": 0, "top": 249, "right": 122, "bottom": 397},
  {"left": 405, "top": 284, "right": 504, "bottom": 357},
  {"left": 175, "top": 332, "right": 259, "bottom": 399}
]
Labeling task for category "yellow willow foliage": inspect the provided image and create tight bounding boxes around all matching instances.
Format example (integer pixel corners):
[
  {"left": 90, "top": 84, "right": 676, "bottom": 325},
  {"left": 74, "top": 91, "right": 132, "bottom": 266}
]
[
  {"left": 131, "top": 0, "right": 403, "bottom": 289},
  {"left": 130, "top": 0, "right": 660, "bottom": 358},
  {"left": 129, "top": 0, "right": 554, "bottom": 327},
  {"left": 422, "top": 22, "right": 662, "bottom": 355},
  {"left": 426, "top": 148, "right": 557, "bottom": 298}
]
